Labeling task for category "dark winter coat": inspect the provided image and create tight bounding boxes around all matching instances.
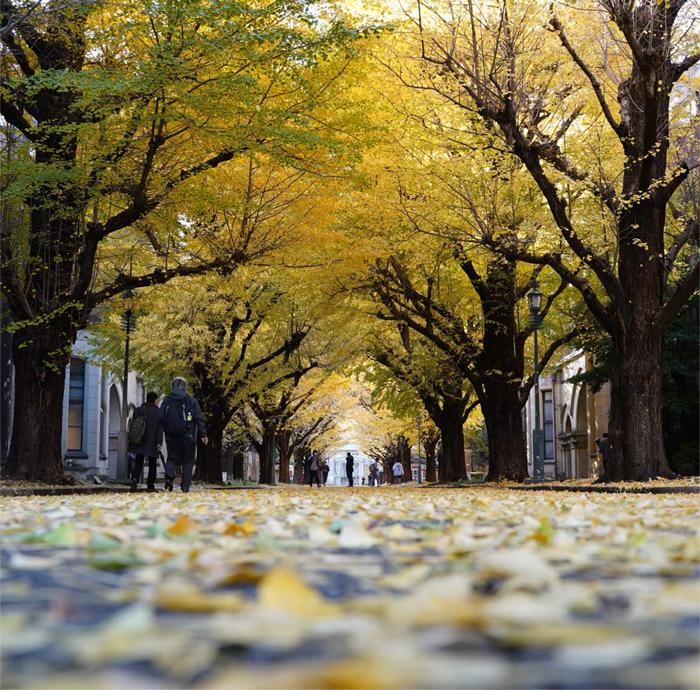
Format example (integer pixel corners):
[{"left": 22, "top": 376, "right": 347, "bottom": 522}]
[
  {"left": 128, "top": 402, "right": 164, "bottom": 457},
  {"left": 345, "top": 454, "right": 354, "bottom": 472},
  {"left": 160, "top": 390, "right": 207, "bottom": 445}
]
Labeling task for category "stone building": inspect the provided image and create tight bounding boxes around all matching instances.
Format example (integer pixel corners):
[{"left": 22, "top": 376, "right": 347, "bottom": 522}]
[
  {"left": 62, "top": 332, "right": 148, "bottom": 480},
  {"left": 524, "top": 348, "right": 611, "bottom": 479}
]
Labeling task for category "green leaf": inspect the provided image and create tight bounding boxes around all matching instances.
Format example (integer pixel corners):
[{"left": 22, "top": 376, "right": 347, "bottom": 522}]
[{"left": 42, "top": 522, "right": 78, "bottom": 547}]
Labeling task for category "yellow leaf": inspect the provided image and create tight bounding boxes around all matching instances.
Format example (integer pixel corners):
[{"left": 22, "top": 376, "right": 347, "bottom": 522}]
[
  {"left": 155, "top": 582, "right": 242, "bottom": 612},
  {"left": 223, "top": 520, "right": 255, "bottom": 536},
  {"left": 167, "top": 516, "right": 195, "bottom": 536},
  {"left": 258, "top": 567, "right": 337, "bottom": 616}
]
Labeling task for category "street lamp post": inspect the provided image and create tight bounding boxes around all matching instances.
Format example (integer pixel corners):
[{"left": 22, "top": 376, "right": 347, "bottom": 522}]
[
  {"left": 269, "top": 418, "right": 277, "bottom": 486},
  {"left": 528, "top": 279, "right": 544, "bottom": 480},
  {"left": 116, "top": 288, "right": 135, "bottom": 481},
  {"left": 416, "top": 413, "right": 423, "bottom": 484}
]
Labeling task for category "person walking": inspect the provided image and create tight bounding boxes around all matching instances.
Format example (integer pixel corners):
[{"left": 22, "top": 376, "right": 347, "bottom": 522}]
[
  {"left": 392, "top": 459, "right": 404, "bottom": 485},
  {"left": 368, "top": 460, "right": 378, "bottom": 486},
  {"left": 159, "top": 377, "right": 208, "bottom": 493},
  {"left": 596, "top": 432, "right": 610, "bottom": 473},
  {"left": 345, "top": 452, "right": 355, "bottom": 487},
  {"left": 128, "top": 391, "right": 163, "bottom": 492},
  {"left": 320, "top": 459, "right": 330, "bottom": 485},
  {"left": 306, "top": 450, "right": 322, "bottom": 487}
]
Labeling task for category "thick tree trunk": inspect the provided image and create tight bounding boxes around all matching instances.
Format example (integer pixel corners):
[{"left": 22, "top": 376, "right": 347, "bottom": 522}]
[
  {"left": 231, "top": 448, "right": 245, "bottom": 480},
  {"left": 438, "top": 400, "right": 468, "bottom": 481},
  {"left": 398, "top": 435, "right": 412, "bottom": 479},
  {"left": 277, "top": 429, "right": 291, "bottom": 483},
  {"left": 5, "top": 336, "right": 71, "bottom": 482},
  {"left": 481, "top": 384, "right": 528, "bottom": 482},
  {"left": 258, "top": 428, "right": 275, "bottom": 485},
  {"left": 194, "top": 419, "right": 225, "bottom": 483},
  {"left": 424, "top": 429, "right": 439, "bottom": 482},
  {"left": 606, "top": 330, "right": 674, "bottom": 481},
  {"left": 293, "top": 446, "right": 307, "bottom": 484}
]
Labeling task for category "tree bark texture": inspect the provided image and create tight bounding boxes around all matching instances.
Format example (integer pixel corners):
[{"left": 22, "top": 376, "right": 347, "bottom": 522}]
[
  {"left": 473, "top": 259, "right": 529, "bottom": 481},
  {"left": 193, "top": 416, "right": 225, "bottom": 483},
  {"left": 5, "top": 334, "right": 72, "bottom": 482},
  {"left": 277, "top": 429, "right": 292, "bottom": 484},
  {"left": 257, "top": 428, "right": 275, "bottom": 485},
  {"left": 423, "top": 427, "right": 440, "bottom": 483},
  {"left": 438, "top": 400, "right": 468, "bottom": 482}
]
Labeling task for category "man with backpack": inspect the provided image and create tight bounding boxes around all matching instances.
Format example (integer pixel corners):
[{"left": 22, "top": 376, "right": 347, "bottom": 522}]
[
  {"left": 128, "top": 391, "right": 163, "bottom": 492},
  {"left": 305, "top": 450, "right": 322, "bottom": 488},
  {"left": 159, "top": 377, "right": 208, "bottom": 493}
]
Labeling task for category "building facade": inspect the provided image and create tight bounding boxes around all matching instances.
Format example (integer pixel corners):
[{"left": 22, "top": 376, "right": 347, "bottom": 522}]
[
  {"left": 328, "top": 443, "right": 369, "bottom": 485},
  {"left": 62, "top": 332, "right": 149, "bottom": 480},
  {"left": 524, "top": 348, "right": 611, "bottom": 479}
]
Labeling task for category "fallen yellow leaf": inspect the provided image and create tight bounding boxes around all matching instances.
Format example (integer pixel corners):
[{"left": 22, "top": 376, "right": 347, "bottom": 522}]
[
  {"left": 258, "top": 567, "right": 338, "bottom": 616},
  {"left": 167, "top": 516, "right": 195, "bottom": 536},
  {"left": 223, "top": 520, "right": 255, "bottom": 536},
  {"left": 155, "top": 582, "right": 242, "bottom": 612}
]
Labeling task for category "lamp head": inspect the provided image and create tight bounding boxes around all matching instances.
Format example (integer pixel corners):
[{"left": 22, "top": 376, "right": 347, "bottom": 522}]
[{"left": 528, "top": 284, "right": 543, "bottom": 314}]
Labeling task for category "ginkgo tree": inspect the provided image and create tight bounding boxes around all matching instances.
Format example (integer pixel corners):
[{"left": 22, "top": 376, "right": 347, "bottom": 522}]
[
  {"left": 397, "top": 0, "right": 699, "bottom": 480},
  {"left": 88, "top": 271, "right": 317, "bottom": 481},
  {"left": 1, "top": 0, "right": 373, "bottom": 481}
]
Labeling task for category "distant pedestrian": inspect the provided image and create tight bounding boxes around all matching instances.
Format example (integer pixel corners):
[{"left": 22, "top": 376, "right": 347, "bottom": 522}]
[
  {"left": 368, "top": 460, "right": 378, "bottom": 486},
  {"left": 392, "top": 460, "right": 404, "bottom": 485},
  {"left": 596, "top": 432, "right": 610, "bottom": 472},
  {"left": 306, "top": 450, "right": 322, "bottom": 487},
  {"left": 321, "top": 459, "right": 330, "bottom": 485},
  {"left": 128, "top": 391, "right": 163, "bottom": 492},
  {"left": 159, "top": 377, "right": 208, "bottom": 493},
  {"left": 346, "top": 452, "right": 355, "bottom": 487}
]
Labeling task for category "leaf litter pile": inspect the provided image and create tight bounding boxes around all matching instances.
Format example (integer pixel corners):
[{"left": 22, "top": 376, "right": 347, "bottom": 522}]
[{"left": 1, "top": 487, "right": 698, "bottom": 689}]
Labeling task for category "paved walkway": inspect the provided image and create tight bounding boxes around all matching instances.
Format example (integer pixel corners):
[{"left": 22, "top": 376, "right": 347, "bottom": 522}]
[{"left": 1, "top": 487, "right": 698, "bottom": 688}]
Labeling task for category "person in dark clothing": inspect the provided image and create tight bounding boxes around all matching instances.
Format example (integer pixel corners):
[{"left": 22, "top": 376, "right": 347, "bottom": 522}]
[
  {"left": 159, "top": 377, "right": 208, "bottom": 493},
  {"left": 129, "top": 392, "right": 163, "bottom": 491},
  {"left": 321, "top": 459, "right": 330, "bottom": 485},
  {"left": 368, "top": 460, "right": 378, "bottom": 486},
  {"left": 306, "top": 450, "right": 322, "bottom": 487},
  {"left": 596, "top": 432, "right": 610, "bottom": 472},
  {"left": 346, "top": 452, "right": 354, "bottom": 487}
]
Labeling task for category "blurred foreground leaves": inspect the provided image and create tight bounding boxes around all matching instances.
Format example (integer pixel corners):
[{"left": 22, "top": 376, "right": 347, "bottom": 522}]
[{"left": 1, "top": 487, "right": 698, "bottom": 689}]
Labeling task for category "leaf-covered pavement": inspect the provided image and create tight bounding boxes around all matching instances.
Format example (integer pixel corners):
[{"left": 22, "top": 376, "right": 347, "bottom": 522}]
[{"left": 1, "top": 487, "right": 698, "bottom": 689}]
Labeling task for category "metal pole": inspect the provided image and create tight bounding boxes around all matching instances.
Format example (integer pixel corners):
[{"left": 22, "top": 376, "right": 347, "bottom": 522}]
[
  {"left": 533, "top": 318, "right": 543, "bottom": 480},
  {"left": 416, "top": 414, "right": 422, "bottom": 484},
  {"left": 269, "top": 419, "right": 277, "bottom": 486},
  {"left": 116, "top": 307, "right": 131, "bottom": 481}
]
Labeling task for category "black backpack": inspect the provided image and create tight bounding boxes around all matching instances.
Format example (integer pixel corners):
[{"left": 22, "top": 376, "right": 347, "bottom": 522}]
[
  {"left": 163, "top": 397, "right": 191, "bottom": 437},
  {"left": 128, "top": 407, "right": 148, "bottom": 445}
]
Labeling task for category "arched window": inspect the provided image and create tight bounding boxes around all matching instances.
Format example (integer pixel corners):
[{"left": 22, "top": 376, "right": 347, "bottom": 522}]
[{"left": 67, "top": 358, "right": 85, "bottom": 452}]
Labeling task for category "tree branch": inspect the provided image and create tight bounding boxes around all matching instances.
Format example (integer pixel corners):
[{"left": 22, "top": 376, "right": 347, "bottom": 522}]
[
  {"left": 86, "top": 253, "right": 246, "bottom": 306},
  {"left": 549, "top": 11, "right": 625, "bottom": 139},
  {"left": 664, "top": 216, "right": 699, "bottom": 280},
  {"left": 672, "top": 53, "right": 700, "bottom": 84},
  {"left": 655, "top": 263, "right": 699, "bottom": 333},
  {"left": 93, "top": 145, "right": 249, "bottom": 239}
]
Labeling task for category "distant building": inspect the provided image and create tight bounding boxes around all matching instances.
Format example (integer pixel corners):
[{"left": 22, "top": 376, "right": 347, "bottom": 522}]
[
  {"left": 328, "top": 443, "right": 369, "bottom": 485},
  {"left": 524, "top": 349, "right": 610, "bottom": 479}
]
